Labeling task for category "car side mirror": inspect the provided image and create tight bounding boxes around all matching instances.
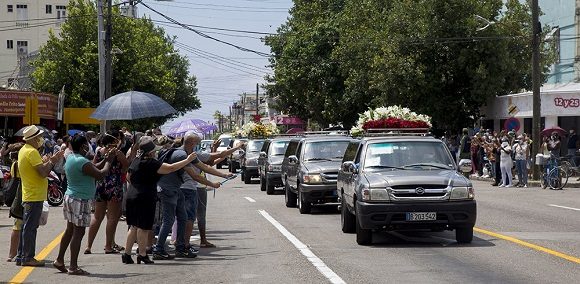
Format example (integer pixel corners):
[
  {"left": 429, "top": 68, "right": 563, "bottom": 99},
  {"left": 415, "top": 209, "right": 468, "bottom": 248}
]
[
  {"left": 259, "top": 151, "right": 267, "bottom": 159},
  {"left": 342, "top": 161, "right": 358, "bottom": 174},
  {"left": 458, "top": 159, "right": 472, "bottom": 173},
  {"left": 288, "top": 155, "right": 298, "bottom": 165}
]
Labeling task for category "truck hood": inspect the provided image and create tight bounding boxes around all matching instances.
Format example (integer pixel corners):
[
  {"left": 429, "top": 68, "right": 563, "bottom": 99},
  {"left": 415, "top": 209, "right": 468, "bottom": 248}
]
[
  {"left": 304, "top": 160, "right": 341, "bottom": 173},
  {"left": 364, "top": 170, "right": 470, "bottom": 188},
  {"left": 268, "top": 156, "right": 284, "bottom": 165}
]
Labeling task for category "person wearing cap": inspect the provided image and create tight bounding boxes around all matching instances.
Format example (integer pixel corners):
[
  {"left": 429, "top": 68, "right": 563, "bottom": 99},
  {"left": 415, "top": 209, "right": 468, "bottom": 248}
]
[
  {"left": 53, "top": 135, "right": 115, "bottom": 275},
  {"left": 513, "top": 135, "right": 529, "bottom": 188},
  {"left": 499, "top": 139, "right": 513, "bottom": 188},
  {"left": 16, "top": 125, "right": 64, "bottom": 267},
  {"left": 122, "top": 137, "right": 198, "bottom": 265}
]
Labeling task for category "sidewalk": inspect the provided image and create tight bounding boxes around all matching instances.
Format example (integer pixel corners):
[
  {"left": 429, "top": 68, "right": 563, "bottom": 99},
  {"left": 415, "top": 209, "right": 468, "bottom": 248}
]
[{"left": 470, "top": 175, "right": 580, "bottom": 188}]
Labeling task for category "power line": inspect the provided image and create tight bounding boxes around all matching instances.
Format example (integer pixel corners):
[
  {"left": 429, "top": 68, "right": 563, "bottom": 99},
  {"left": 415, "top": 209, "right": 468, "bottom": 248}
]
[
  {"left": 154, "top": 22, "right": 263, "bottom": 39},
  {"left": 147, "top": 0, "right": 289, "bottom": 10},
  {"left": 175, "top": 41, "right": 270, "bottom": 72},
  {"left": 178, "top": 45, "right": 266, "bottom": 77},
  {"left": 145, "top": 1, "right": 288, "bottom": 12},
  {"left": 142, "top": 16, "right": 274, "bottom": 35},
  {"left": 139, "top": 1, "right": 270, "bottom": 57}
]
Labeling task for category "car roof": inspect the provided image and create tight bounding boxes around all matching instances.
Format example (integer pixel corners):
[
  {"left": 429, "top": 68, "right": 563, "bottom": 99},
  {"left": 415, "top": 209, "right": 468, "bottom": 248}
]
[
  {"left": 361, "top": 136, "right": 441, "bottom": 143},
  {"left": 299, "top": 136, "right": 355, "bottom": 142}
]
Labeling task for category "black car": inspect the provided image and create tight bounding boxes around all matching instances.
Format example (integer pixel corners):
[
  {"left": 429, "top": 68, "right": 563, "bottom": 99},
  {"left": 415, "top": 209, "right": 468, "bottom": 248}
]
[
  {"left": 241, "top": 139, "right": 266, "bottom": 184},
  {"left": 281, "top": 136, "right": 355, "bottom": 214},
  {"left": 258, "top": 138, "right": 292, "bottom": 194}
]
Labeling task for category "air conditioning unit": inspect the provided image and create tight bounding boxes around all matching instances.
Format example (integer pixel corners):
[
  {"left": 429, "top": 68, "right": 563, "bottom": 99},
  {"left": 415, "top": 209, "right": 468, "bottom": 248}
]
[{"left": 120, "top": 5, "right": 138, "bottom": 18}]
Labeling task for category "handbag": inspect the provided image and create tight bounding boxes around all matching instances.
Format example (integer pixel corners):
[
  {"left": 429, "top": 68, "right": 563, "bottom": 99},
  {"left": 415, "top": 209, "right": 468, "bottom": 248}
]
[
  {"left": 3, "top": 162, "right": 20, "bottom": 207},
  {"left": 39, "top": 201, "right": 49, "bottom": 226},
  {"left": 9, "top": 182, "right": 23, "bottom": 219}
]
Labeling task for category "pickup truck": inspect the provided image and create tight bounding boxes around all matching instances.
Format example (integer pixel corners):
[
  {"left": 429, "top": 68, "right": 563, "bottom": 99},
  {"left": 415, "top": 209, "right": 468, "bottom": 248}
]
[
  {"left": 241, "top": 139, "right": 265, "bottom": 184},
  {"left": 281, "top": 136, "right": 355, "bottom": 214},
  {"left": 337, "top": 135, "right": 476, "bottom": 245}
]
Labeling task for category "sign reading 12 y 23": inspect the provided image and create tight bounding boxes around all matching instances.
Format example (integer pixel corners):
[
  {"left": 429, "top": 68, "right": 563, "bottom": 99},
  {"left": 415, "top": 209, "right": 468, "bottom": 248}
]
[{"left": 554, "top": 97, "right": 579, "bottom": 108}]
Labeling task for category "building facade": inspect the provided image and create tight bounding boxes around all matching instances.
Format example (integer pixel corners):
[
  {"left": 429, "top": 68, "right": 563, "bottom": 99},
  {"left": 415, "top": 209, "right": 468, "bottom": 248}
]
[{"left": 0, "top": 0, "right": 69, "bottom": 88}]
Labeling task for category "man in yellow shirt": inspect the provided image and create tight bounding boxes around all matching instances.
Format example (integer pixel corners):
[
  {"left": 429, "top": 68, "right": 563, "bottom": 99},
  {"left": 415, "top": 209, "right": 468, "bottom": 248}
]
[{"left": 16, "top": 125, "right": 63, "bottom": 267}]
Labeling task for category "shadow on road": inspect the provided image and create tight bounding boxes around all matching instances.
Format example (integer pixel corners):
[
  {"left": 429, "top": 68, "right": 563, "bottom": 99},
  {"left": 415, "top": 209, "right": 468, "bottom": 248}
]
[
  {"left": 86, "top": 272, "right": 141, "bottom": 279},
  {"left": 365, "top": 231, "right": 495, "bottom": 248}
]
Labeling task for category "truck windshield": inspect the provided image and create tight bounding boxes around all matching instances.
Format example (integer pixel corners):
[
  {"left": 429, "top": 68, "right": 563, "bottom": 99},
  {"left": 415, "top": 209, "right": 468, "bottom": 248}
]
[
  {"left": 247, "top": 140, "right": 265, "bottom": 152},
  {"left": 364, "top": 141, "right": 454, "bottom": 170},
  {"left": 270, "top": 141, "right": 290, "bottom": 156},
  {"left": 219, "top": 138, "right": 231, "bottom": 147},
  {"left": 303, "top": 141, "right": 350, "bottom": 161}
]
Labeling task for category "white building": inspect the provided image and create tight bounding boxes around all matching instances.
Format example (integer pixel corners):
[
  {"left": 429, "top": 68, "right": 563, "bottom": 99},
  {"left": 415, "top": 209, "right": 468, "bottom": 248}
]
[{"left": 0, "top": 0, "right": 69, "bottom": 88}]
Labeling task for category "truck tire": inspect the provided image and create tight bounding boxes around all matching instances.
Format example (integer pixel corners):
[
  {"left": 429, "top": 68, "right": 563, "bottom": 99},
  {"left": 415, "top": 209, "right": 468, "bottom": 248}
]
[
  {"left": 341, "top": 195, "right": 355, "bottom": 233},
  {"left": 285, "top": 181, "right": 297, "bottom": 208},
  {"left": 231, "top": 162, "right": 238, "bottom": 173},
  {"left": 355, "top": 205, "right": 372, "bottom": 245},
  {"left": 266, "top": 178, "right": 275, "bottom": 195},
  {"left": 244, "top": 172, "right": 252, "bottom": 184},
  {"left": 455, "top": 227, "right": 473, "bottom": 244},
  {"left": 298, "top": 186, "right": 311, "bottom": 214},
  {"left": 260, "top": 177, "right": 266, "bottom": 191}
]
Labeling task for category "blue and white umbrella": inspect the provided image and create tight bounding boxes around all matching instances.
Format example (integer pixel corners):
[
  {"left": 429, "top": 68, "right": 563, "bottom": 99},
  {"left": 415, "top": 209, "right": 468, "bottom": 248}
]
[
  {"left": 90, "top": 91, "right": 176, "bottom": 120},
  {"left": 166, "top": 118, "right": 217, "bottom": 137}
]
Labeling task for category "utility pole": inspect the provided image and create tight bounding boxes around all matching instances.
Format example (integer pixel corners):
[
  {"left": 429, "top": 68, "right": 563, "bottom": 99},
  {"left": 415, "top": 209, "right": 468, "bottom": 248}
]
[
  {"left": 256, "top": 83, "right": 259, "bottom": 116},
  {"left": 104, "top": 0, "right": 113, "bottom": 132},
  {"left": 242, "top": 93, "right": 246, "bottom": 125},
  {"left": 229, "top": 106, "right": 232, "bottom": 131},
  {"left": 531, "top": 0, "right": 541, "bottom": 180},
  {"left": 97, "top": 0, "right": 106, "bottom": 134}
]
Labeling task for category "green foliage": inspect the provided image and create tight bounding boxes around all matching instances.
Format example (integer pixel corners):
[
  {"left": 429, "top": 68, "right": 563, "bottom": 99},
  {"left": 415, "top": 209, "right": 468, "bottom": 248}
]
[
  {"left": 265, "top": 0, "right": 556, "bottom": 131},
  {"left": 31, "top": 0, "right": 200, "bottom": 129}
]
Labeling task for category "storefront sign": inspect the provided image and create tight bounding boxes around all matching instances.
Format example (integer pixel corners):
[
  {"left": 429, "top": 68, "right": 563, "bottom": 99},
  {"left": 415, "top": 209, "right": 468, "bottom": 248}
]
[
  {"left": 273, "top": 115, "right": 304, "bottom": 125},
  {"left": 554, "top": 97, "right": 579, "bottom": 108},
  {"left": 0, "top": 91, "right": 58, "bottom": 119}
]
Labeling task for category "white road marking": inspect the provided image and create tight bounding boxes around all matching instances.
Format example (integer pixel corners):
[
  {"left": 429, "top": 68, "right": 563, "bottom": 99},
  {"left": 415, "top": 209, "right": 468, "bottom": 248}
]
[
  {"left": 259, "top": 210, "right": 346, "bottom": 284},
  {"left": 244, "top": 197, "right": 256, "bottom": 203},
  {"left": 548, "top": 204, "right": 580, "bottom": 212}
]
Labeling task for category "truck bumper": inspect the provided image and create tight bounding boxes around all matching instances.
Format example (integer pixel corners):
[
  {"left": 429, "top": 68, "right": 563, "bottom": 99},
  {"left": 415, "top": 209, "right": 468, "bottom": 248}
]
[
  {"left": 300, "top": 183, "right": 338, "bottom": 204},
  {"left": 266, "top": 172, "right": 283, "bottom": 187}
]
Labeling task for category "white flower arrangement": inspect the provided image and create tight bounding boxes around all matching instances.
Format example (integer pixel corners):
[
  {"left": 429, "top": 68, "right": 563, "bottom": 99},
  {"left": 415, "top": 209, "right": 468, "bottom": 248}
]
[
  {"left": 236, "top": 121, "right": 280, "bottom": 138},
  {"left": 350, "top": 105, "right": 432, "bottom": 136}
]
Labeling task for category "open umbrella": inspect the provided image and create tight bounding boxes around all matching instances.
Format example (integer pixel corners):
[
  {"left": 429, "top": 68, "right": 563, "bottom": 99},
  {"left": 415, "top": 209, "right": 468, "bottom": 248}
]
[
  {"left": 67, "top": 129, "right": 84, "bottom": 136},
  {"left": 14, "top": 125, "right": 53, "bottom": 139},
  {"left": 541, "top": 126, "right": 566, "bottom": 137},
  {"left": 90, "top": 91, "right": 176, "bottom": 120},
  {"left": 166, "top": 119, "right": 217, "bottom": 137}
]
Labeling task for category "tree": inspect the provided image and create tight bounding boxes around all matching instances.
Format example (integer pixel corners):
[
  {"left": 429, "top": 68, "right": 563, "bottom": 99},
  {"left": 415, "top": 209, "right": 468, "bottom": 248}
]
[
  {"left": 31, "top": 0, "right": 200, "bottom": 129},
  {"left": 266, "top": 0, "right": 555, "bottom": 131}
]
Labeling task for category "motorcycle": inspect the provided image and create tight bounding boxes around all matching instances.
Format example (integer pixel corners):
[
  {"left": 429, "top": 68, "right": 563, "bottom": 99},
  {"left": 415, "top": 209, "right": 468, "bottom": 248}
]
[{"left": 47, "top": 170, "right": 64, "bottom": 207}]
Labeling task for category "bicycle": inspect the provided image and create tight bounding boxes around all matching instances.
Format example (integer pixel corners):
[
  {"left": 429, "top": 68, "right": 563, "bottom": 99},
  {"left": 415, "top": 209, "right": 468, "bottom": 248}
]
[{"left": 540, "top": 156, "right": 569, "bottom": 190}]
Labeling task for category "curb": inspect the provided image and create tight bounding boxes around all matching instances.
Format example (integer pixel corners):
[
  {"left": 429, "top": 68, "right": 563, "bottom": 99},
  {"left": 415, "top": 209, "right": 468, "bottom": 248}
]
[{"left": 469, "top": 176, "right": 580, "bottom": 188}]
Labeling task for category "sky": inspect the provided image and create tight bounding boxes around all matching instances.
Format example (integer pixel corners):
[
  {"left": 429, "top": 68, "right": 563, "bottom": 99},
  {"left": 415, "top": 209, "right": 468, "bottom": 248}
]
[{"left": 137, "top": 0, "right": 293, "bottom": 130}]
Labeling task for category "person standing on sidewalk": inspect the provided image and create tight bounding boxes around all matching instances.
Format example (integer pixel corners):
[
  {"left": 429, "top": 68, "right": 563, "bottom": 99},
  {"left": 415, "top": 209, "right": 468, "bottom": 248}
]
[
  {"left": 513, "top": 135, "right": 529, "bottom": 188},
  {"left": 16, "top": 125, "right": 64, "bottom": 267},
  {"left": 53, "top": 135, "right": 114, "bottom": 275},
  {"left": 499, "top": 139, "right": 513, "bottom": 188}
]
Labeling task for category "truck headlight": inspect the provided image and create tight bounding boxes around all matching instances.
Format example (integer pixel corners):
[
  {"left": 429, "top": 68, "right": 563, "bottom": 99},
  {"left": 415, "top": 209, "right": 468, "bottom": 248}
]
[
  {"left": 450, "top": 187, "right": 475, "bottom": 200},
  {"left": 303, "top": 174, "right": 322, "bottom": 184},
  {"left": 361, "top": 186, "right": 390, "bottom": 201}
]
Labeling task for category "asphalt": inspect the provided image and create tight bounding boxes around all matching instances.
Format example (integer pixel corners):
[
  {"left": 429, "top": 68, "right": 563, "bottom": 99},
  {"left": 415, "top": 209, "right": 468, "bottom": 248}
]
[{"left": 0, "top": 171, "right": 579, "bottom": 283}]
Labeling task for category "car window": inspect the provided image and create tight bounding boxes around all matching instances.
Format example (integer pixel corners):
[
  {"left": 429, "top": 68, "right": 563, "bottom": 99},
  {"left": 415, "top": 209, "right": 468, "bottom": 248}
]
[
  {"left": 342, "top": 141, "right": 360, "bottom": 163},
  {"left": 303, "top": 141, "right": 350, "bottom": 161},
  {"left": 219, "top": 138, "right": 231, "bottom": 147},
  {"left": 284, "top": 141, "right": 299, "bottom": 158},
  {"left": 247, "top": 140, "right": 265, "bottom": 152},
  {"left": 363, "top": 141, "right": 454, "bottom": 170},
  {"left": 269, "top": 140, "right": 290, "bottom": 156}
]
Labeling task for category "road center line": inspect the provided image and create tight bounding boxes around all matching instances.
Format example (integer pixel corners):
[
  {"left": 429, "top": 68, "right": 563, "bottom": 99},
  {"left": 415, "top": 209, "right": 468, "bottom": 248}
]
[
  {"left": 10, "top": 231, "right": 64, "bottom": 284},
  {"left": 258, "top": 210, "right": 346, "bottom": 284},
  {"left": 548, "top": 204, "right": 580, "bottom": 212},
  {"left": 474, "top": 227, "right": 580, "bottom": 264},
  {"left": 244, "top": 197, "right": 256, "bottom": 203}
]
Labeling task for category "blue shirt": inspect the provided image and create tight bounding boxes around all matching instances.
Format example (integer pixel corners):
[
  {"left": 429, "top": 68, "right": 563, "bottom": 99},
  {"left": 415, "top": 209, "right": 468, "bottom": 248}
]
[{"left": 64, "top": 153, "right": 96, "bottom": 200}]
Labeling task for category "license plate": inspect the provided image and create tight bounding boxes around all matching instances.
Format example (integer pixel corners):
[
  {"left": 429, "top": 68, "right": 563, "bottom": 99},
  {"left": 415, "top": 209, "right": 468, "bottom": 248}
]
[{"left": 406, "top": 212, "right": 436, "bottom": 221}]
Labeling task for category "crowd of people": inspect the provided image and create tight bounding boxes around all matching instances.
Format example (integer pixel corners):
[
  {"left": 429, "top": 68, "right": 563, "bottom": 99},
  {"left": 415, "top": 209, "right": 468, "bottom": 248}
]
[
  {"left": 449, "top": 128, "right": 578, "bottom": 188},
  {"left": 2, "top": 124, "right": 245, "bottom": 275}
]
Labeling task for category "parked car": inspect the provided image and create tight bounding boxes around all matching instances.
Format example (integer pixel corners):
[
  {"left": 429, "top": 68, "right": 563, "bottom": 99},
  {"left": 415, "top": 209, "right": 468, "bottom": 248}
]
[
  {"left": 228, "top": 138, "right": 248, "bottom": 173},
  {"left": 281, "top": 136, "right": 354, "bottom": 214},
  {"left": 337, "top": 134, "right": 476, "bottom": 245},
  {"left": 258, "top": 137, "right": 292, "bottom": 194},
  {"left": 241, "top": 139, "right": 266, "bottom": 184},
  {"left": 215, "top": 134, "right": 233, "bottom": 169}
]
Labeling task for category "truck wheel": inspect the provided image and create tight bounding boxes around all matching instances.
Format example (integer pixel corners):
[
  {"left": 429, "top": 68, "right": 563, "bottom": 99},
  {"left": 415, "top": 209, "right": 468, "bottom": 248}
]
[
  {"left": 244, "top": 172, "right": 252, "bottom": 184},
  {"left": 228, "top": 162, "right": 233, "bottom": 173},
  {"left": 232, "top": 163, "right": 238, "bottom": 173},
  {"left": 355, "top": 205, "right": 372, "bottom": 245},
  {"left": 266, "top": 178, "right": 275, "bottom": 195},
  {"left": 298, "top": 186, "right": 311, "bottom": 214},
  {"left": 341, "top": 195, "right": 355, "bottom": 233},
  {"left": 455, "top": 227, "right": 473, "bottom": 244},
  {"left": 285, "top": 181, "right": 297, "bottom": 208},
  {"left": 260, "top": 177, "right": 266, "bottom": 191}
]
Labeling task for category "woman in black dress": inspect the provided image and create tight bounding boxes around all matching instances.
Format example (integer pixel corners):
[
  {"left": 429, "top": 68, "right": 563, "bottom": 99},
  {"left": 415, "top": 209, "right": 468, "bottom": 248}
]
[{"left": 122, "top": 137, "right": 197, "bottom": 264}]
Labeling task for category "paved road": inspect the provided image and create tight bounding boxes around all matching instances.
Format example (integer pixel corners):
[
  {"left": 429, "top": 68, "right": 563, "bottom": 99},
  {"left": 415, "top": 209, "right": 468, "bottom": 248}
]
[{"left": 1, "top": 172, "right": 579, "bottom": 283}]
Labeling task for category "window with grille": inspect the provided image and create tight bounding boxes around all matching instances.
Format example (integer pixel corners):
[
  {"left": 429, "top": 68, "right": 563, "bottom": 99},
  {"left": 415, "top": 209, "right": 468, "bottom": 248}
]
[
  {"left": 56, "top": 5, "right": 66, "bottom": 25},
  {"left": 7, "top": 40, "right": 14, "bottom": 49},
  {"left": 16, "top": 4, "right": 28, "bottom": 27},
  {"left": 7, "top": 5, "right": 13, "bottom": 12},
  {"left": 46, "top": 5, "right": 52, "bottom": 14}
]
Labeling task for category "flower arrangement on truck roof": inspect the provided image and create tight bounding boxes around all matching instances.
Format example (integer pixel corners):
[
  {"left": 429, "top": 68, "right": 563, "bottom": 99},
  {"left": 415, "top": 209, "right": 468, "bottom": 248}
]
[
  {"left": 350, "top": 105, "right": 432, "bottom": 136},
  {"left": 235, "top": 121, "right": 280, "bottom": 138}
]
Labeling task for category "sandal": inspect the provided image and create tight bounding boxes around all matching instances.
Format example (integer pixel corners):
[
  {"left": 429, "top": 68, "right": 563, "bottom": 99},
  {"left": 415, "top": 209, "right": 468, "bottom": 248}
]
[
  {"left": 200, "top": 242, "right": 216, "bottom": 248},
  {"left": 112, "top": 244, "right": 125, "bottom": 251},
  {"left": 68, "top": 268, "right": 90, "bottom": 276},
  {"left": 53, "top": 261, "right": 67, "bottom": 273},
  {"left": 83, "top": 249, "right": 91, "bottom": 255},
  {"left": 104, "top": 248, "right": 120, "bottom": 254}
]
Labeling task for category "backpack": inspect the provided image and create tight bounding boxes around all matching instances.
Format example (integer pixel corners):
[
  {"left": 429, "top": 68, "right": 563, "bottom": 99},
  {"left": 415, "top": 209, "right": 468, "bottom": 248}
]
[{"left": 157, "top": 148, "right": 185, "bottom": 181}]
